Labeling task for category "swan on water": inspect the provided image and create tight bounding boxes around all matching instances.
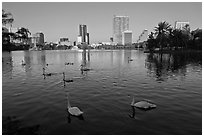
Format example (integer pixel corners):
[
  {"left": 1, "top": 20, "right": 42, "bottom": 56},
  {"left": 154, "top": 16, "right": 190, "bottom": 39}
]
[
  {"left": 22, "top": 60, "right": 26, "bottom": 66},
  {"left": 63, "top": 72, "right": 73, "bottom": 83},
  {"left": 80, "top": 64, "right": 91, "bottom": 71},
  {"left": 67, "top": 93, "right": 83, "bottom": 116},
  {"left": 131, "top": 96, "right": 156, "bottom": 110},
  {"left": 65, "top": 62, "right": 74, "bottom": 65},
  {"left": 128, "top": 57, "right": 133, "bottom": 61},
  {"left": 43, "top": 68, "right": 52, "bottom": 76}
]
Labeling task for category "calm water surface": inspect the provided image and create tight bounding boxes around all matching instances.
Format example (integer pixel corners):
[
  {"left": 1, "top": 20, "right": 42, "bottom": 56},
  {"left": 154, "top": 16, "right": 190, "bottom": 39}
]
[{"left": 2, "top": 50, "right": 202, "bottom": 134}]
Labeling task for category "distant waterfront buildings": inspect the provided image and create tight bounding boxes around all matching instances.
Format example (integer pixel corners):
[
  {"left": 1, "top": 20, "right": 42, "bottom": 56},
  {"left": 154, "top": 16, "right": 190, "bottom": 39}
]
[
  {"left": 77, "top": 35, "right": 82, "bottom": 44},
  {"left": 8, "top": 27, "right": 18, "bottom": 33},
  {"left": 122, "top": 30, "right": 132, "bottom": 45},
  {"left": 113, "top": 15, "right": 129, "bottom": 45},
  {"left": 175, "top": 21, "right": 190, "bottom": 30},
  {"left": 78, "top": 24, "right": 89, "bottom": 45},
  {"left": 32, "top": 32, "right": 44, "bottom": 46},
  {"left": 59, "top": 38, "right": 70, "bottom": 46}
]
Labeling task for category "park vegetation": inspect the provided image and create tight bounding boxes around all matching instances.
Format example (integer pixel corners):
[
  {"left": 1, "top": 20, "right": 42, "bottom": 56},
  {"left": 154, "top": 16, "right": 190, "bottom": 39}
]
[
  {"left": 2, "top": 9, "right": 31, "bottom": 50},
  {"left": 146, "top": 21, "right": 202, "bottom": 52}
]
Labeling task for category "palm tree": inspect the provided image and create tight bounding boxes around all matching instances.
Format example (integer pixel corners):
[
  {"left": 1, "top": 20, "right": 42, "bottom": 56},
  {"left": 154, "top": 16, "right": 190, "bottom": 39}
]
[
  {"left": 154, "top": 21, "right": 171, "bottom": 51},
  {"left": 191, "top": 29, "right": 202, "bottom": 50},
  {"left": 171, "top": 29, "right": 183, "bottom": 49},
  {"left": 146, "top": 32, "right": 157, "bottom": 51},
  {"left": 2, "top": 9, "right": 15, "bottom": 45},
  {"left": 16, "top": 27, "right": 31, "bottom": 44}
]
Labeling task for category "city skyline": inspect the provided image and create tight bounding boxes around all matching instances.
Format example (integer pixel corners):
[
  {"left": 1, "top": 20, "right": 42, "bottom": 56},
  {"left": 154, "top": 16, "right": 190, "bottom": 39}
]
[
  {"left": 2, "top": 2, "right": 202, "bottom": 43},
  {"left": 113, "top": 15, "right": 129, "bottom": 44}
]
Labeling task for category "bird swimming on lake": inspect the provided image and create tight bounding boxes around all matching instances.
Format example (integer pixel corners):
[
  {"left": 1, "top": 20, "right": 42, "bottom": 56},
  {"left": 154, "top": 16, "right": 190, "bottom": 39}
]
[
  {"left": 63, "top": 72, "right": 73, "bottom": 83},
  {"left": 21, "top": 60, "right": 26, "bottom": 66},
  {"left": 128, "top": 57, "right": 133, "bottom": 62},
  {"left": 67, "top": 93, "right": 83, "bottom": 116},
  {"left": 80, "top": 64, "right": 91, "bottom": 71},
  {"left": 65, "top": 62, "right": 74, "bottom": 65},
  {"left": 131, "top": 96, "right": 156, "bottom": 110},
  {"left": 43, "top": 68, "right": 52, "bottom": 76}
]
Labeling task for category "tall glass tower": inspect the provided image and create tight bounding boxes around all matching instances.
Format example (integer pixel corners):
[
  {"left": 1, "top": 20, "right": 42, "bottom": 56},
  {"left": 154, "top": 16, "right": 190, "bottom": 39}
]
[
  {"left": 79, "top": 24, "right": 87, "bottom": 43},
  {"left": 113, "top": 15, "right": 129, "bottom": 45},
  {"left": 78, "top": 24, "right": 89, "bottom": 45}
]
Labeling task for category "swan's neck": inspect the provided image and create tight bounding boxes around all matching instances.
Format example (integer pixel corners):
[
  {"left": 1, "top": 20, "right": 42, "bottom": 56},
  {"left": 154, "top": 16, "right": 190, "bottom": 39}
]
[
  {"left": 43, "top": 68, "right": 45, "bottom": 75},
  {"left": 63, "top": 73, "right": 65, "bottom": 80},
  {"left": 131, "top": 96, "right": 135, "bottom": 106},
  {"left": 67, "top": 93, "right": 71, "bottom": 109}
]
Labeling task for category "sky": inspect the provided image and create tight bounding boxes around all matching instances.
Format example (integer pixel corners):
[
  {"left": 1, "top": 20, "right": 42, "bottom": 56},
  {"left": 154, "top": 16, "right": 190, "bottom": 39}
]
[{"left": 2, "top": 2, "right": 202, "bottom": 43}]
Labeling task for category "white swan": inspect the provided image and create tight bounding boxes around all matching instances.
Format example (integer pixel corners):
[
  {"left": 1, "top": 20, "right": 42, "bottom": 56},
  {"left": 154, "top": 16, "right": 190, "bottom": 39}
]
[
  {"left": 131, "top": 96, "right": 156, "bottom": 110},
  {"left": 67, "top": 93, "right": 83, "bottom": 116}
]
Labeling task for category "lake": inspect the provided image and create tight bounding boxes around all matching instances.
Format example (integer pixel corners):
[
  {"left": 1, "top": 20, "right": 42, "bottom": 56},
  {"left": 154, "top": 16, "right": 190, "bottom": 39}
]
[{"left": 2, "top": 50, "right": 202, "bottom": 135}]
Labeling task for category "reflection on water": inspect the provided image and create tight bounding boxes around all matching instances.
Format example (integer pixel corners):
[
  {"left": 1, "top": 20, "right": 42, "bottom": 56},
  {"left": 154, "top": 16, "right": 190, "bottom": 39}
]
[
  {"left": 2, "top": 50, "right": 202, "bottom": 135},
  {"left": 67, "top": 112, "right": 85, "bottom": 124},
  {"left": 145, "top": 52, "right": 202, "bottom": 81},
  {"left": 2, "top": 116, "right": 41, "bottom": 135}
]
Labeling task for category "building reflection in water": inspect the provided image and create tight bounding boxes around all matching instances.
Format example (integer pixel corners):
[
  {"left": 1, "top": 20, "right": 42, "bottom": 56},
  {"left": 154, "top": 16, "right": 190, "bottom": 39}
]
[
  {"left": 23, "top": 51, "right": 32, "bottom": 75},
  {"left": 124, "top": 50, "right": 132, "bottom": 64},
  {"left": 145, "top": 52, "right": 202, "bottom": 81},
  {"left": 39, "top": 51, "right": 47, "bottom": 68},
  {"left": 81, "top": 48, "right": 89, "bottom": 76},
  {"left": 81, "top": 47, "right": 91, "bottom": 66},
  {"left": 2, "top": 52, "right": 13, "bottom": 79}
]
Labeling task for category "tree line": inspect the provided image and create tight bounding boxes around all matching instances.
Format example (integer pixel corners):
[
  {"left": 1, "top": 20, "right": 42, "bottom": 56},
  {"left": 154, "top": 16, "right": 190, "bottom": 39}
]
[
  {"left": 146, "top": 21, "right": 202, "bottom": 52},
  {"left": 2, "top": 9, "right": 31, "bottom": 46}
]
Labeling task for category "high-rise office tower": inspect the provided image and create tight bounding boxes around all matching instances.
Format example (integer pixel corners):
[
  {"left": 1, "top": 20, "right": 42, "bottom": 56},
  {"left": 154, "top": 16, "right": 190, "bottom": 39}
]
[
  {"left": 79, "top": 24, "right": 87, "bottom": 43},
  {"left": 86, "top": 33, "right": 90, "bottom": 45},
  {"left": 113, "top": 15, "right": 129, "bottom": 44},
  {"left": 78, "top": 24, "right": 90, "bottom": 45},
  {"left": 122, "top": 30, "right": 132, "bottom": 45}
]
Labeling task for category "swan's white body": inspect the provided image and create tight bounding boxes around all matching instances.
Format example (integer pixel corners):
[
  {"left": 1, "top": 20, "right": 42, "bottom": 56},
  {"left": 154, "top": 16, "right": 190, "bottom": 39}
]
[
  {"left": 67, "top": 93, "right": 83, "bottom": 116},
  {"left": 131, "top": 96, "right": 156, "bottom": 110},
  {"left": 68, "top": 107, "right": 83, "bottom": 116}
]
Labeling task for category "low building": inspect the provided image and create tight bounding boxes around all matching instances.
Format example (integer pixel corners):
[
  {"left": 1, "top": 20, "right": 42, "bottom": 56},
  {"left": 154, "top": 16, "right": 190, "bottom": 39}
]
[
  {"left": 122, "top": 30, "right": 132, "bottom": 46},
  {"left": 32, "top": 32, "right": 45, "bottom": 46},
  {"left": 175, "top": 21, "right": 190, "bottom": 30},
  {"left": 59, "top": 38, "right": 70, "bottom": 46}
]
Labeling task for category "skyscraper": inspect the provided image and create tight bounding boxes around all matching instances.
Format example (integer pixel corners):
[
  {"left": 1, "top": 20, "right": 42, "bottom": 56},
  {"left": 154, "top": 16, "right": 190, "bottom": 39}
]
[
  {"left": 86, "top": 33, "right": 90, "bottom": 45},
  {"left": 122, "top": 30, "right": 132, "bottom": 45},
  {"left": 78, "top": 24, "right": 89, "bottom": 45},
  {"left": 113, "top": 15, "right": 129, "bottom": 44},
  {"left": 79, "top": 24, "right": 87, "bottom": 43}
]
